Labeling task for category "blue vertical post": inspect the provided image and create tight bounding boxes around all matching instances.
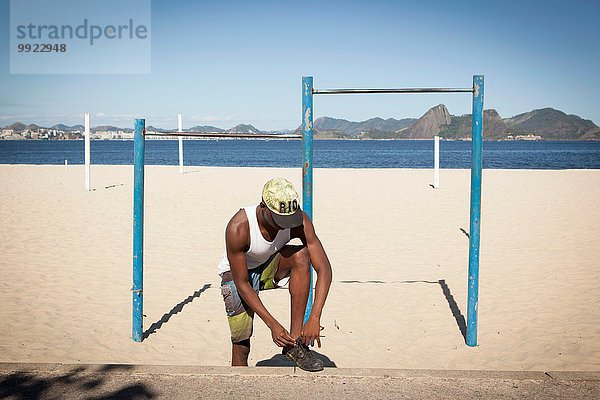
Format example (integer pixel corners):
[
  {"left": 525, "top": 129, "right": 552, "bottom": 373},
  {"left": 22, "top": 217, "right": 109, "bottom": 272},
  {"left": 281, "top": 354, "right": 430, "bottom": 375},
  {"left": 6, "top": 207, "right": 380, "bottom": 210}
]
[
  {"left": 132, "top": 119, "right": 145, "bottom": 342},
  {"left": 466, "top": 75, "right": 484, "bottom": 347},
  {"left": 302, "top": 76, "right": 314, "bottom": 323}
]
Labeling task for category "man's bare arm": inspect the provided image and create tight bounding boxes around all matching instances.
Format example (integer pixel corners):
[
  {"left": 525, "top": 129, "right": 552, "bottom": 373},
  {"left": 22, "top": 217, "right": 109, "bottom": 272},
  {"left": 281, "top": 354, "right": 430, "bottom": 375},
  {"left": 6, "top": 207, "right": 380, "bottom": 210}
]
[
  {"left": 294, "top": 212, "right": 333, "bottom": 346},
  {"left": 226, "top": 211, "right": 295, "bottom": 347}
]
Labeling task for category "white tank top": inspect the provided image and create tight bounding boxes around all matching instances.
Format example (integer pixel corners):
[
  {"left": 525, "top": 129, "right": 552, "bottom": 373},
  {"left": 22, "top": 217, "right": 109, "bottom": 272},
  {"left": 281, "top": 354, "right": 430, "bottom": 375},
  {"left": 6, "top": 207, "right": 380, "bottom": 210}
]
[{"left": 217, "top": 205, "right": 291, "bottom": 274}]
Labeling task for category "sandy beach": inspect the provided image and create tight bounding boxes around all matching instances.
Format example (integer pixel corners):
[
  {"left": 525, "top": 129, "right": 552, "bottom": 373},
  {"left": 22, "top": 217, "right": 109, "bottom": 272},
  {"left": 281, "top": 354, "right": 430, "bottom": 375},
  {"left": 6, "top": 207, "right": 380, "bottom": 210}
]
[{"left": 0, "top": 165, "right": 598, "bottom": 371}]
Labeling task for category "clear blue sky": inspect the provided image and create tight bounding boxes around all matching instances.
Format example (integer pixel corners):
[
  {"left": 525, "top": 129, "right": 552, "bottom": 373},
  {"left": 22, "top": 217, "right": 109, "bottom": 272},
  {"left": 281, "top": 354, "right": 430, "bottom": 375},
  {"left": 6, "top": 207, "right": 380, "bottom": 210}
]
[{"left": 1, "top": 0, "right": 599, "bottom": 130}]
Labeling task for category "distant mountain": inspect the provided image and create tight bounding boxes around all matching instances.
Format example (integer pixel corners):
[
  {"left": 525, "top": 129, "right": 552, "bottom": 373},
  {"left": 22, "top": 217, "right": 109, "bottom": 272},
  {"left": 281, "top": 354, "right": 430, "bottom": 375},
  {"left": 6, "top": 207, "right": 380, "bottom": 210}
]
[
  {"left": 51, "top": 124, "right": 71, "bottom": 131},
  {"left": 357, "top": 117, "right": 416, "bottom": 135},
  {"left": 438, "top": 108, "right": 600, "bottom": 140},
  {"left": 504, "top": 108, "right": 600, "bottom": 140},
  {"left": 187, "top": 125, "right": 225, "bottom": 133},
  {"left": 402, "top": 104, "right": 451, "bottom": 139},
  {"left": 305, "top": 116, "right": 416, "bottom": 138},
  {"left": 50, "top": 124, "right": 84, "bottom": 131},
  {"left": 5, "top": 122, "right": 27, "bottom": 132},
  {"left": 293, "top": 106, "right": 599, "bottom": 140},
  {"left": 146, "top": 126, "right": 169, "bottom": 132},
  {"left": 225, "top": 124, "right": 262, "bottom": 134},
  {"left": 439, "top": 109, "right": 508, "bottom": 139},
  {"left": 312, "top": 117, "right": 356, "bottom": 135},
  {"left": 91, "top": 125, "right": 133, "bottom": 133}
]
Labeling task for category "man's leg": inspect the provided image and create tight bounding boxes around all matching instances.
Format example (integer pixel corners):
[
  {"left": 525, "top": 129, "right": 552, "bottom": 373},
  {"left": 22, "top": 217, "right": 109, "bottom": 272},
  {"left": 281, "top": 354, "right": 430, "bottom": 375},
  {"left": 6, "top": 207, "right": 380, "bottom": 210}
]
[
  {"left": 232, "top": 339, "right": 250, "bottom": 366},
  {"left": 221, "top": 271, "right": 256, "bottom": 366},
  {"left": 275, "top": 245, "right": 311, "bottom": 339},
  {"left": 262, "top": 248, "right": 324, "bottom": 372}
]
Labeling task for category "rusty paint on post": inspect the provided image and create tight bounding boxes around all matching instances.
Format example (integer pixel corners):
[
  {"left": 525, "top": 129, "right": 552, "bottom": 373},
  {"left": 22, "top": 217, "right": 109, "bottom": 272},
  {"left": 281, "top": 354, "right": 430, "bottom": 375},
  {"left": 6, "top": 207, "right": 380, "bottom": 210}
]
[
  {"left": 302, "top": 76, "right": 314, "bottom": 323},
  {"left": 132, "top": 119, "right": 145, "bottom": 342},
  {"left": 466, "top": 75, "right": 484, "bottom": 347}
]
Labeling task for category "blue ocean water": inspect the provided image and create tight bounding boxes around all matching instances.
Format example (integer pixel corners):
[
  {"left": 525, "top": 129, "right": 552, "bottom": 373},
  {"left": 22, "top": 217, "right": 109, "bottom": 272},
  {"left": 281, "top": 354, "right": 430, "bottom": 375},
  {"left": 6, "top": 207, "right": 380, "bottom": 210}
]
[{"left": 0, "top": 139, "right": 599, "bottom": 169}]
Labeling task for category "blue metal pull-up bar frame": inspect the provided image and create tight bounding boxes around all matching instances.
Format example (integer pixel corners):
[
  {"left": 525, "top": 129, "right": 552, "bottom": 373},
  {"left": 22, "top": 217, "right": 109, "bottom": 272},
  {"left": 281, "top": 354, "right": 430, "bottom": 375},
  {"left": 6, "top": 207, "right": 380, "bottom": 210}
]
[
  {"left": 301, "top": 75, "right": 484, "bottom": 347},
  {"left": 131, "top": 76, "right": 484, "bottom": 347}
]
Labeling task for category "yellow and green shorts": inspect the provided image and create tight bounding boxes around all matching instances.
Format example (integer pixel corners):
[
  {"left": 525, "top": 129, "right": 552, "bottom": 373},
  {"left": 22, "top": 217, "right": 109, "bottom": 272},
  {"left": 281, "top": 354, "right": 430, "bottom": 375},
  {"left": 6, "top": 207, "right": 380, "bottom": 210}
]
[{"left": 220, "top": 254, "right": 289, "bottom": 343}]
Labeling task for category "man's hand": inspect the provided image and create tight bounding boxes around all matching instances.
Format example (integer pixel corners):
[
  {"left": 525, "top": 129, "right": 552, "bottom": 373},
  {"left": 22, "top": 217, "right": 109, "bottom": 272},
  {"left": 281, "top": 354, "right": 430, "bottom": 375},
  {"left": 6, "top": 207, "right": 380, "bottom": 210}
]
[
  {"left": 270, "top": 322, "right": 296, "bottom": 347},
  {"left": 301, "top": 316, "right": 321, "bottom": 348}
]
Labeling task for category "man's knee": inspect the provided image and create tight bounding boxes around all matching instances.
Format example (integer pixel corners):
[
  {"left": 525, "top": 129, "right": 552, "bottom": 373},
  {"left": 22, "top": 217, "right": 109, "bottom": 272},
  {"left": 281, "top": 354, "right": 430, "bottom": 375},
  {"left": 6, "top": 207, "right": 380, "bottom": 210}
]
[
  {"left": 290, "top": 246, "right": 310, "bottom": 269},
  {"left": 233, "top": 339, "right": 250, "bottom": 351}
]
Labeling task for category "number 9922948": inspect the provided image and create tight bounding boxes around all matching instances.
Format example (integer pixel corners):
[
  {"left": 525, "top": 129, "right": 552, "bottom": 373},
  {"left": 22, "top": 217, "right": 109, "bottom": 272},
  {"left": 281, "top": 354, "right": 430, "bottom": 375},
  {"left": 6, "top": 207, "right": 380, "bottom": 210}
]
[{"left": 17, "top": 43, "right": 67, "bottom": 53}]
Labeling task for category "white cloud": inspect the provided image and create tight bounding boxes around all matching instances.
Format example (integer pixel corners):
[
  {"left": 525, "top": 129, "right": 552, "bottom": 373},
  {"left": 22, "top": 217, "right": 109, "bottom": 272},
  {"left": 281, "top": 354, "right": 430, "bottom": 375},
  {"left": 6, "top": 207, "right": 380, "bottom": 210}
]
[
  {"left": 113, "top": 113, "right": 144, "bottom": 120},
  {"left": 0, "top": 113, "right": 38, "bottom": 120},
  {"left": 188, "top": 115, "right": 234, "bottom": 123}
]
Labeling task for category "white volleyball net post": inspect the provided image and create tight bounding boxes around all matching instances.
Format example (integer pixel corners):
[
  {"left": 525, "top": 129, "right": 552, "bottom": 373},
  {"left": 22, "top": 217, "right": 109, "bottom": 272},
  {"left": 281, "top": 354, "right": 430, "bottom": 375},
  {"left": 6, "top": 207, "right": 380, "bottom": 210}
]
[
  {"left": 84, "top": 112, "right": 91, "bottom": 191},
  {"left": 178, "top": 114, "right": 184, "bottom": 174},
  {"left": 434, "top": 136, "right": 440, "bottom": 189}
]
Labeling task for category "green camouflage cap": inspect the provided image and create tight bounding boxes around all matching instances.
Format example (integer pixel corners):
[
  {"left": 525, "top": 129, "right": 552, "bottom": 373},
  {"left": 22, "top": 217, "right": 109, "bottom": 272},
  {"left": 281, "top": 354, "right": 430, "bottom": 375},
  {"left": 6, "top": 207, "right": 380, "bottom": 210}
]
[{"left": 262, "top": 178, "right": 303, "bottom": 228}]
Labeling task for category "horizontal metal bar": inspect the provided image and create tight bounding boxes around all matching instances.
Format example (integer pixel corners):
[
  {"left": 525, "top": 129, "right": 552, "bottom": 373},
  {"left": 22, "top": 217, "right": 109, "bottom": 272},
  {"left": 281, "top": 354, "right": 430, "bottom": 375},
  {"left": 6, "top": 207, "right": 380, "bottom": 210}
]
[
  {"left": 145, "top": 132, "right": 301, "bottom": 139},
  {"left": 313, "top": 88, "right": 473, "bottom": 94}
]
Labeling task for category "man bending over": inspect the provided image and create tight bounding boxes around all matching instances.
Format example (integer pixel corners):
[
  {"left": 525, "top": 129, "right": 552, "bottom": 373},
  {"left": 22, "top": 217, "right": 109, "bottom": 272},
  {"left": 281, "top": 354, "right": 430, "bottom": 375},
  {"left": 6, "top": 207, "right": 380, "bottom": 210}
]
[{"left": 217, "top": 178, "right": 332, "bottom": 371}]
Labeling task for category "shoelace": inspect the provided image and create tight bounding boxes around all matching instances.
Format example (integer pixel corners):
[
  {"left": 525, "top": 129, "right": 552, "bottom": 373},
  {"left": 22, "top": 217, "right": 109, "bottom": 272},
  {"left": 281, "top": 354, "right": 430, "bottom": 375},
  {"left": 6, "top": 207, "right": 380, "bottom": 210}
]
[
  {"left": 291, "top": 340, "right": 306, "bottom": 373},
  {"left": 292, "top": 343, "right": 300, "bottom": 373}
]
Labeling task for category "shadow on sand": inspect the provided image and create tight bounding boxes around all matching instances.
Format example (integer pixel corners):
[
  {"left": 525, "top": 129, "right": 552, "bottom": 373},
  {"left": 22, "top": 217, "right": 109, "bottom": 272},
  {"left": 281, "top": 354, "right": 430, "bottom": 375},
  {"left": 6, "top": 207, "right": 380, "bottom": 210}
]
[
  {"left": 339, "top": 278, "right": 467, "bottom": 343},
  {"left": 256, "top": 351, "right": 337, "bottom": 368},
  {"left": 436, "top": 279, "right": 467, "bottom": 340},
  {"left": 143, "top": 283, "right": 212, "bottom": 340}
]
